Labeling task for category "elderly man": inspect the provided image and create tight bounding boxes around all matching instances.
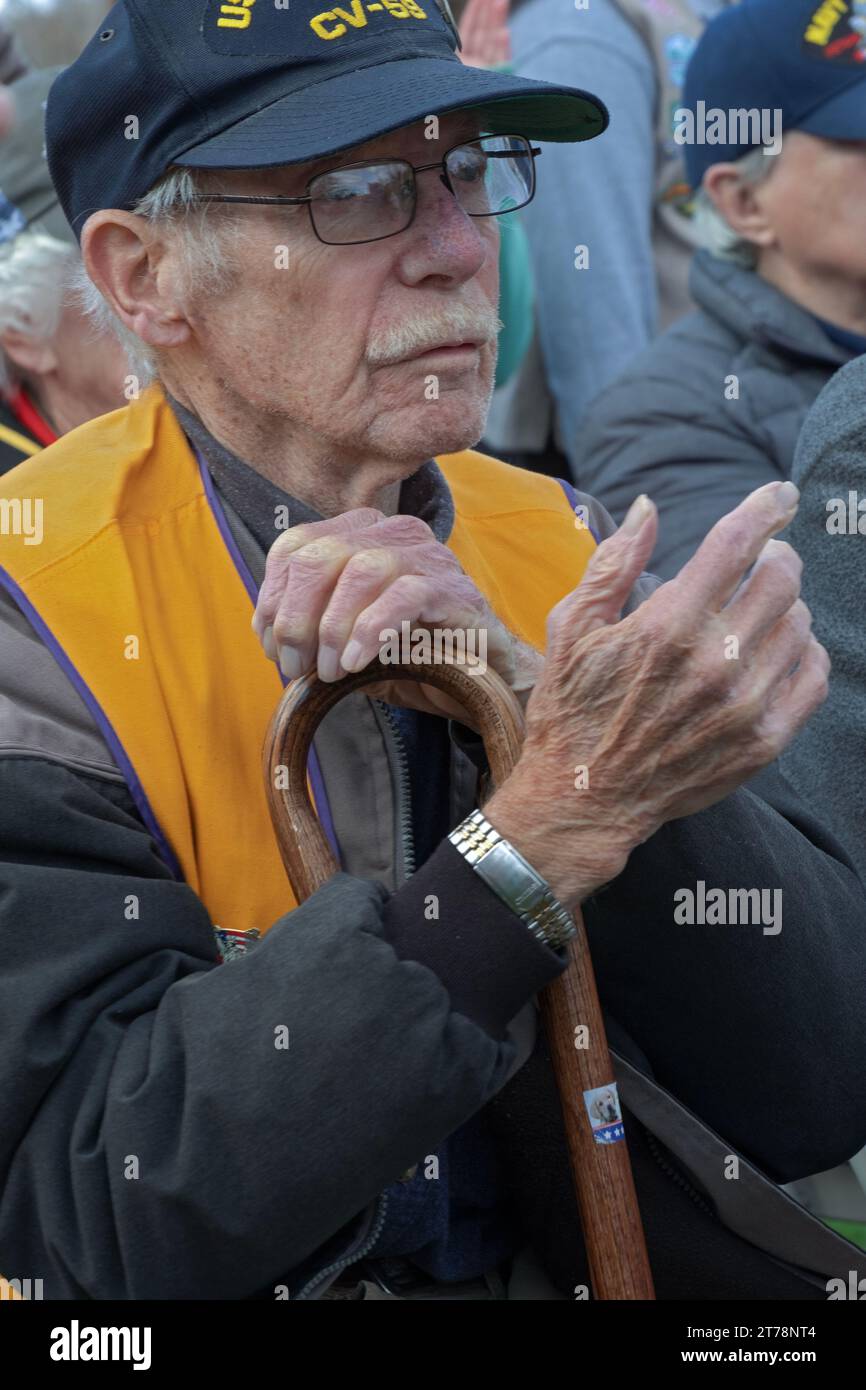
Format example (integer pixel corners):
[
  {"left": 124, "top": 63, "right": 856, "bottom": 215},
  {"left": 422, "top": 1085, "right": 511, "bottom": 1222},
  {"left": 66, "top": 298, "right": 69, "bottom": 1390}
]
[
  {"left": 573, "top": 0, "right": 866, "bottom": 580},
  {"left": 0, "top": 68, "right": 127, "bottom": 471},
  {"left": 0, "top": 0, "right": 863, "bottom": 1303}
]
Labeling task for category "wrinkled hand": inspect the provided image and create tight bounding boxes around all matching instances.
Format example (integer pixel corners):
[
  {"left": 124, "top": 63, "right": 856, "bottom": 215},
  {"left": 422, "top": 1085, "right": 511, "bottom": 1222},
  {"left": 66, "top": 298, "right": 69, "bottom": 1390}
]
[
  {"left": 458, "top": 0, "right": 511, "bottom": 68},
  {"left": 485, "top": 481, "right": 829, "bottom": 909},
  {"left": 252, "top": 507, "right": 541, "bottom": 723}
]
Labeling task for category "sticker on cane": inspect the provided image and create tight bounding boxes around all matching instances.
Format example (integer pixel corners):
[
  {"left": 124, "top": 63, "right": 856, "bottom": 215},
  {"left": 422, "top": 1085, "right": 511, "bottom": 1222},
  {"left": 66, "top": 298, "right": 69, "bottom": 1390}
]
[
  {"left": 214, "top": 925, "right": 261, "bottom": 962},
  {"left": 583, "top": 1083, "right": 626, "bottom": 1145}
]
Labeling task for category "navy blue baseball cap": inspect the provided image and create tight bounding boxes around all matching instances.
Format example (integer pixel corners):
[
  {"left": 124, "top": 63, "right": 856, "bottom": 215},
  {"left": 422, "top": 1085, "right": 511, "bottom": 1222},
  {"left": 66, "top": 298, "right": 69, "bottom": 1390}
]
[
  {"left": 682, "top": 0, "right": 866, "bottom": 190},
  {"left": 45, "top": 0, "right": 608, "bottom": 240}
]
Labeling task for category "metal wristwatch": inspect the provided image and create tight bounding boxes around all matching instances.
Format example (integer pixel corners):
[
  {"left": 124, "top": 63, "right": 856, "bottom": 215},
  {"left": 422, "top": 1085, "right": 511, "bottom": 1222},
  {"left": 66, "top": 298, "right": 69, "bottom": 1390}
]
[{"left": 448, "top": 810, "right": 577, "bottom": 952}]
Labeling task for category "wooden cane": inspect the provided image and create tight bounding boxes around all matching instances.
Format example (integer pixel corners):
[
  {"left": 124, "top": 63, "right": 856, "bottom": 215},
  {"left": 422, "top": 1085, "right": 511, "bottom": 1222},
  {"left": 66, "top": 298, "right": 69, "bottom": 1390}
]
[{"left": 263, "top": 653, "right": 655, "bottom": 1300}]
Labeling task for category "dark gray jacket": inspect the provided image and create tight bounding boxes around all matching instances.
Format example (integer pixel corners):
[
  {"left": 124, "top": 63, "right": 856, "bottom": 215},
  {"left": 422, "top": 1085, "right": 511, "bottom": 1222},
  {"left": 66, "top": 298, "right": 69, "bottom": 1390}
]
[
  {"left": 1, "top": 422, "right": 866, "bottom": 1300},
  {"left": 781, "top": 355, "right": 866, "bottom": 890},
  {"left": 572, "top": 250, "right": 856, "bottom": 579}
]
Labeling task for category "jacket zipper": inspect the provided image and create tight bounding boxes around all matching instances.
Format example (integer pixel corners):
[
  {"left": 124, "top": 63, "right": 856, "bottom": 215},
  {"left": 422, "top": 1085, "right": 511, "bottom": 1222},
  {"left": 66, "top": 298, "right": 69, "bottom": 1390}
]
[
  {"left": 293, "top": 1192, "right": 391, "bottom": 1301},
  {"left": 295, "top": 702, "right": 417, "bottom": 1299},
  {"left": 643, "top": 1125, "right": 717, "bottom": 1219},
  {"left": 375, "top": 700, "right": 416, "bottom": 882}
]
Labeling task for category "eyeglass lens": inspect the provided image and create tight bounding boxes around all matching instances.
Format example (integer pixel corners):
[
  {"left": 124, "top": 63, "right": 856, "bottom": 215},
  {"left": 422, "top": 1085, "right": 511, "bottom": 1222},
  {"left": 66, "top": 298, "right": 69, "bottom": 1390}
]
[{"left": 308, "top": 136, "right": 534, "bottom": 245}]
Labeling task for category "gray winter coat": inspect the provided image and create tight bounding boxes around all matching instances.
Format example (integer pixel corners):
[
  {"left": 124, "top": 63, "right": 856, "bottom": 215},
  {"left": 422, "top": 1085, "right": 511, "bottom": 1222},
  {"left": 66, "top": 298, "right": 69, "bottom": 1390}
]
[
  {"left": 781, "top": 355, "right": 866, "bottom": 890},
  {"left": 572, "top": 250, "right": 857, "bottom": 579}
]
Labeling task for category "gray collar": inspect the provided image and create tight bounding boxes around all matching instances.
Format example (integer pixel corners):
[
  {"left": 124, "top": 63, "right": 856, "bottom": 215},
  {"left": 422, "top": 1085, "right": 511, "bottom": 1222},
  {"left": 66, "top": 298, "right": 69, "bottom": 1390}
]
[
  {"left": 167, "top": 392, "right": 456, "bottom": 557},
  {"left": 689, "top": 250, "right": 853, "bottom": 368}
]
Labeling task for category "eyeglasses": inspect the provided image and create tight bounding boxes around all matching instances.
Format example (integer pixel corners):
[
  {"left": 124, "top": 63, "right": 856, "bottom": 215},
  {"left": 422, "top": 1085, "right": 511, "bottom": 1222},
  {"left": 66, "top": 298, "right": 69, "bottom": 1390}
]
[
  {"left": 198, "top": 135, "right": 541, "bottom": 246},
  {"left": 433, "top": 0, "right": 463, "bottom": 50}
]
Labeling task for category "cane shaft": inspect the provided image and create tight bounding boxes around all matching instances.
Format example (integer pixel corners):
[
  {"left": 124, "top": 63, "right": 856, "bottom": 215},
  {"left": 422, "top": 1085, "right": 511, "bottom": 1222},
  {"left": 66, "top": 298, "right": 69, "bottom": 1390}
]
[
  {"left": 264, "top": 654, "right": 654, "bottom": 1299},
  {"left": 542, "top": 939, "right": 655, "bottom": 1298}
]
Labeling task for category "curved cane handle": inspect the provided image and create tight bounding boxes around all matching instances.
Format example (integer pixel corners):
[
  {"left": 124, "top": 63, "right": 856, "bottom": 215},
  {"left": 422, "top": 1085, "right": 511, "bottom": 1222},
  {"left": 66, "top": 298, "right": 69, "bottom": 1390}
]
[{"left": 263, "top": 656, "right": 524, "bottom": 901}]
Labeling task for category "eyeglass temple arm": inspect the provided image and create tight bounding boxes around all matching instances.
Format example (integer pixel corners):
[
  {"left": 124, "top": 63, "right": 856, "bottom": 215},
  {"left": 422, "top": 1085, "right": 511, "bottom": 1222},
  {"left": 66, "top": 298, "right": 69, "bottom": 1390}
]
[
  {"left": 196, "top": 148, "right": 541, "bottom": 208},
  {"left": 480, "top": 146, "right": 542, "bottom": 159},
  {"left": 435, "top": 0, "right": 463, "bottom": 50},
  {"left": 198, "top": 193, "right": 313, "bottom": 206}
]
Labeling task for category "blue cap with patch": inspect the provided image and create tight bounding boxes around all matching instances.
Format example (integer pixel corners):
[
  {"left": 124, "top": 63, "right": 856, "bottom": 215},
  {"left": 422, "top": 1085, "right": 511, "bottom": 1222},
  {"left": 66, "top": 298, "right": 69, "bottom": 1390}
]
[
  {"left": 681, "top": 0, "right": 866, "bottom": 190},
  {"left": 45, "top": 0, "right": 607, "bottom": 239}
]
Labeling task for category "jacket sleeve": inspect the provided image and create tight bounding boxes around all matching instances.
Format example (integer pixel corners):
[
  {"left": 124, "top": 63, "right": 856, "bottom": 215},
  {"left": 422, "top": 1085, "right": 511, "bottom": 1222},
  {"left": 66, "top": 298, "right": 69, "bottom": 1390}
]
[
  {"left": 508, "top": 10, "right": 659, "bottom": 465},
  {"left": 780, "top": 356, "right": 866, "bottom": 892},
  {"left": 582, "top": 760, "right": 866, "bottom": 1184},
  {"left": 0, "top": 756, "right": 563, "bottom": 1300},
  {"left": 573, "top": 362, "right": 788, "bottom": 581}
]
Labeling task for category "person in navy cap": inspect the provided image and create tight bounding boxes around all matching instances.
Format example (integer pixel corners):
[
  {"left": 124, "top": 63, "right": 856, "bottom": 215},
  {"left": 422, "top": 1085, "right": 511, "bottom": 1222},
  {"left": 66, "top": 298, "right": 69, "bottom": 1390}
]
[
  {"left": 575, "top": 0, "right": 866, "bottom": 581},
  {"left": 0, "top": 0, "right": 863, "bottom": 1306}
]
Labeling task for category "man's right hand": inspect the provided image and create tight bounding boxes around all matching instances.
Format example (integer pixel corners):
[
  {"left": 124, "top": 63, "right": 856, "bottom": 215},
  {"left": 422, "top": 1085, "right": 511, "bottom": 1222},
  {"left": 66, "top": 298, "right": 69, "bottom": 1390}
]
[{"left": 485, "top": 481, "right": 829, "bottom": 911}]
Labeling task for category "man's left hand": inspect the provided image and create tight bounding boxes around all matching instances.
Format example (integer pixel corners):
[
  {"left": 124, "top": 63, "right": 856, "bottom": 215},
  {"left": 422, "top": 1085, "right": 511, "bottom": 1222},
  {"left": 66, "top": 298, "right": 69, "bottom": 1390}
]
[{"left": 251, "top": 508, "right": 541, "bottom": 723}]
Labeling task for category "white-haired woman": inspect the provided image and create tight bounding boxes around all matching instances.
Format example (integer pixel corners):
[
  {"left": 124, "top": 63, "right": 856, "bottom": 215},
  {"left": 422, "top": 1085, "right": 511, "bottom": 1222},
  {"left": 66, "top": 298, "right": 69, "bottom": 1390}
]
[
  {"left": 0, "top": 227, "right": 127, "bottom": 471},
  {"left": 0, "top": 67, "right": 126, "bottom": 473}
]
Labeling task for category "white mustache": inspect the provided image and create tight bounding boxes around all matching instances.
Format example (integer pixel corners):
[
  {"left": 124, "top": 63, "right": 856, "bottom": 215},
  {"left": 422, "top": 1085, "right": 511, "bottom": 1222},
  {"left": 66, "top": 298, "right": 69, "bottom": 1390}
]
[{"left": 367, "top": 305, "right": 503, "bottom": 367}]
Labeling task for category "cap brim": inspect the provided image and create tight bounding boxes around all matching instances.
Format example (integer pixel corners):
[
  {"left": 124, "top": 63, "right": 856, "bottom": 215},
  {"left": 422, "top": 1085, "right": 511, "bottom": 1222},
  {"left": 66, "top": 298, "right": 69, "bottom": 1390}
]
[
  {"left": 173, "top": 56, "right": 607, "bottom": 171},
  {"left": 796, "top": 79, "right": 866, "bottom": 143}
]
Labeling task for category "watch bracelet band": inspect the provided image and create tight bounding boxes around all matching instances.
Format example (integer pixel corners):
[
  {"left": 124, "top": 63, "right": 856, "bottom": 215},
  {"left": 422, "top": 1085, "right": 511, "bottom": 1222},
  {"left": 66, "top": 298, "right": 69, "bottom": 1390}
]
[{"left": 448, "top": 809, "right": 577, "bottom": 952}]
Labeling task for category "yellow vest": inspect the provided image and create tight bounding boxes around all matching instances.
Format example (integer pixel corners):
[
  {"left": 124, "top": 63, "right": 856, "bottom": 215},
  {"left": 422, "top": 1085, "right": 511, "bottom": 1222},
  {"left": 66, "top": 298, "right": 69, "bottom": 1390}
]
[{"left": 0, "top": 387, "right": 595, "bottom": 938}]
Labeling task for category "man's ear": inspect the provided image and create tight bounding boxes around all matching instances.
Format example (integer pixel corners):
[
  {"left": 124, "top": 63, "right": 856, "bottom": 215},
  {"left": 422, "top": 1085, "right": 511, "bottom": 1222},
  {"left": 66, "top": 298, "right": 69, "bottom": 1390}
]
[
  {"left": 703, "top": 162, "right": 776, "bottom": 250},
  {"left": 81, "top": 210, "right": 192, "bottom": 351}
]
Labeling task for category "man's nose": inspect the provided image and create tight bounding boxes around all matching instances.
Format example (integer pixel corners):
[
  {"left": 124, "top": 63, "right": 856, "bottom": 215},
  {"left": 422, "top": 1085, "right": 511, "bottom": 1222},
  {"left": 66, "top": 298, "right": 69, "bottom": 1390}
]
[{"left": 395, "top": 170, "right": 492, "bottom": 287}]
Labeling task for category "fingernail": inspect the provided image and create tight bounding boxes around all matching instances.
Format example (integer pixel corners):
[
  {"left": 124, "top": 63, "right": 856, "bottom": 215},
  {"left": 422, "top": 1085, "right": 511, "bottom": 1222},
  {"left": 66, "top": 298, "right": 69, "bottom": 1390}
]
[
  {"left": 341, "top": 639, "right": 365, "bottom": 672},
  {"left": 262, "top": 625, "right": 276, "bottom": 661},
  {"left": 317, "top": 646, "right": 341, "bottom": 682},
  {"left": 279, "top": 646, "right": 303, "bottom": 681},
  {"left": 776, "top": 481, "right": 799, "bottom": 511},
  {"left": 620, "top": 494, "right": 653, "bottom": 538}
]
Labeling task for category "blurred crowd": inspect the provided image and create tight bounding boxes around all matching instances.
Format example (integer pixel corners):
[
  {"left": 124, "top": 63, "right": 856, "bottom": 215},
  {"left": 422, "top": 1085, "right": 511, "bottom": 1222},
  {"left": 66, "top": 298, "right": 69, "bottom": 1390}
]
[{"left": 0, "top": 0, "right": 864, "bottom": 1251}]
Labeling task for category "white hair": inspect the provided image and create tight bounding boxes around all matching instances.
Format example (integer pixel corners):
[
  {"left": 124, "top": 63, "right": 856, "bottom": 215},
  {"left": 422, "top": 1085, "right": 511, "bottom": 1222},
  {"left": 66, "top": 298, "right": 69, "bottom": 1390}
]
[
  {"left": 693, "top": 146, "right": 779, "bottom": 269},
  {"left": 0, "top": 229, "right": 78, "bottom": 392},
  {"left": 75, "top": 167, "right": 239, "bottom": 388}
]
